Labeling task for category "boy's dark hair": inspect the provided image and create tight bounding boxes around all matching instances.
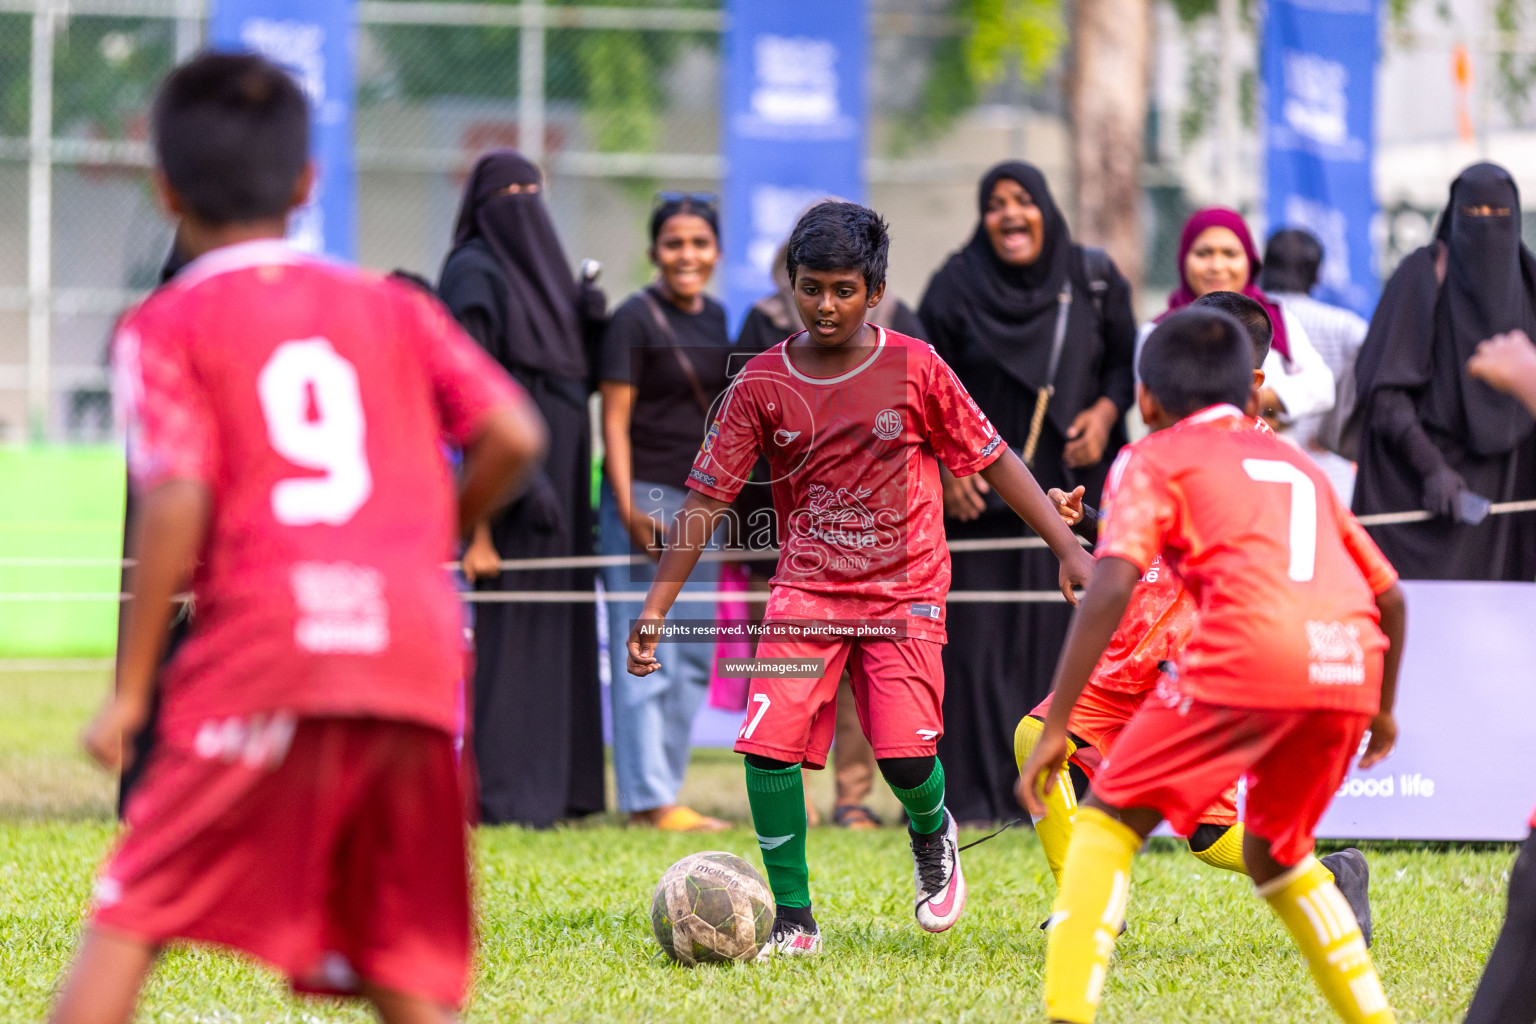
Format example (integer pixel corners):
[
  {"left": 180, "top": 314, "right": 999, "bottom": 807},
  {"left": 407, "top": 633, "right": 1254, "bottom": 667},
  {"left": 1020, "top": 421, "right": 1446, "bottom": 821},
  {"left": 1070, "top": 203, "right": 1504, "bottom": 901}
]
[
  {"left": 1259, "top": 228, "right": 1324, "bottom": 294},
  {"left": 153, "top": 52, "right": 309, "bottom": 225},
  {"left": 1191, "top": 291, "right": 1272, "bottom": 368},
  {"left": 650, "top": 196, "right": 719, "bottom": 246},
  {"left": 1140, "top": 309, "right": 1254, "bottom": 418},
  {"left": 785, "top": 201, "right": 889, "bottom": 294}
]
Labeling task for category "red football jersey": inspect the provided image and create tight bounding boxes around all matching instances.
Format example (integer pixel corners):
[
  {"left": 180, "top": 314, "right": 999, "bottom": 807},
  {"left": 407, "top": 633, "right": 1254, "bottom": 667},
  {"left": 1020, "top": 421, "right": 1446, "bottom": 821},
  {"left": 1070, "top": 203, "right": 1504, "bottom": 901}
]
[
  {"left": 1095, "top": 404, "right": 1398, "bottom": 714},
  {"left": 114, "top": 239, "right": 522, "bottom": 743},
  {"left": 688, "top": 327, "right": 1004, "bottom": 640}
]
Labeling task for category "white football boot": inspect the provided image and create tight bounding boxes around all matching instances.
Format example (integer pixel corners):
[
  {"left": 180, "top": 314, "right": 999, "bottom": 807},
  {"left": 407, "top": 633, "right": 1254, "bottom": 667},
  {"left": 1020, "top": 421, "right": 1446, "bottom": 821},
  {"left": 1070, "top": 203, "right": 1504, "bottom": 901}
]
[{"left": 911, "top": 810, "right": 967, "bottom": 932}]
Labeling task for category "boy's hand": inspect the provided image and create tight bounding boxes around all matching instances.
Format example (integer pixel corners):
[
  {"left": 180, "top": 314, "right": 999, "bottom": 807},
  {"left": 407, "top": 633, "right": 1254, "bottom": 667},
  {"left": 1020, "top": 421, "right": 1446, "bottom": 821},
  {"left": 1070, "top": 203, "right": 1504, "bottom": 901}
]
[
  {"left": 942, "top": 472, "right": 990, "bottom": 521},
  {"left": 1468, "top": 329, "right": 1536, "bottom": 395},
  {"left": 81, "top": 691, "right": 151, "bottom": 772},
  {"left": 461, "top": 532, "right": 501, "bottom": 583},
  {"left": 1047, "top": 485, "right": 1087, "bottom": 526},
  {"left": 1058, "top": 547, "right": 1094, "bottom": 606},
  {"left": 626, "top": 616, "right": 665, "bottom": 676},
  {"left": 1358, "top": 712, "right": 1398, "bottom": 769},
  {"left": 1018, "top": 725, "right": 1071, "bottom": 818}
]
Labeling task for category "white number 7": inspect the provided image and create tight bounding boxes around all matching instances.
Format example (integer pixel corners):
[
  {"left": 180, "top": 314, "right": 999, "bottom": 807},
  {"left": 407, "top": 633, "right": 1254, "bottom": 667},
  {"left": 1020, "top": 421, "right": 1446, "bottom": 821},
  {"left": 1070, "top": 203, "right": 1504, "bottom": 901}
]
[
  {"left": 740, "top": 694, "right": 771, "bottom": 739},
  {"left": 1242, "top": 458, "right": 1317, "bottom": 582}
]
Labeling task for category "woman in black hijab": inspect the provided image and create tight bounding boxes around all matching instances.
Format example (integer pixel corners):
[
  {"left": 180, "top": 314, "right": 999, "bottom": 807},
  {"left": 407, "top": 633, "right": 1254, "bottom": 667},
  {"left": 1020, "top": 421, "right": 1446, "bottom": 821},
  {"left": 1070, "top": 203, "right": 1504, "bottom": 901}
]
[
  {"left": 438, "top": 150, "right": 605, "bottom": 827},
  {"left": 918, "top": 161, "right": 1137, "bottom": 824},
  {"left": 1353, "top": 162, "right": 1536, "bottom": 580}
]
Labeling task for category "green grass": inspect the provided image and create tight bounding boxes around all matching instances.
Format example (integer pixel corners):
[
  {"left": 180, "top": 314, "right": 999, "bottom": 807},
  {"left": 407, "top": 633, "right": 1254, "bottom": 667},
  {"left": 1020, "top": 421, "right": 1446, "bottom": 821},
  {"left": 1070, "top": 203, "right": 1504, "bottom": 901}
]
[{"left": 0, "top": 669, "right": 1517, "bottom": 1023}]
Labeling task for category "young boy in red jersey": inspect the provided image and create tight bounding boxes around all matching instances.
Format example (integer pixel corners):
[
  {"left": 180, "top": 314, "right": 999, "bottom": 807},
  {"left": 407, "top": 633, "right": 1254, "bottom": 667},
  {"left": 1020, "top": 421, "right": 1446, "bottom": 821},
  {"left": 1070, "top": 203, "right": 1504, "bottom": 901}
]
[
  {"left": 1020, "top": 307, "right": 1406, "bottom": 1024},
  {"left": 1014, "top": 291, "right": 1374, "bottom": 939},
  {"left": 50, "top": 54, "right": 545, "bottom": 1024},
  {"left": 626, "top": 201, "right": 1095, "bottom": 954}
]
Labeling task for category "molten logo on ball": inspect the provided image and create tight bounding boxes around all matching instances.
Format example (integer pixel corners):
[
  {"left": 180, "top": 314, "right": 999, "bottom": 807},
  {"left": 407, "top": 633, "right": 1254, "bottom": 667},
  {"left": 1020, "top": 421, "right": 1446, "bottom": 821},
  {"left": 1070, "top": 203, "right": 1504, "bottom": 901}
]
[{"left": 650, "top": 851, "right": 775, "bottom": 965}]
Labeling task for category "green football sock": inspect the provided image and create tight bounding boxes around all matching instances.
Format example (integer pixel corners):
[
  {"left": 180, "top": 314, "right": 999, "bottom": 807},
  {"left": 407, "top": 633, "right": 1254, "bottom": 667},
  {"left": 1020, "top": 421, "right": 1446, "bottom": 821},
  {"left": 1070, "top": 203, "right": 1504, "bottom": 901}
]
[
  {"left": 890, "top": 759, "right": 947, "bottom": 835},
  {"left": 744, "top": 761, "right": 811, "bottom": 908}
]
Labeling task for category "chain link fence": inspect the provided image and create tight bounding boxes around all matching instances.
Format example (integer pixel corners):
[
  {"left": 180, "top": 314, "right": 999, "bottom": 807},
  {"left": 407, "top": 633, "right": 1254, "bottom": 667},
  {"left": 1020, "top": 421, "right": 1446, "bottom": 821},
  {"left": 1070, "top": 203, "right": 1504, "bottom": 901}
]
[{"left": 4, "top": 0, "right": 1071, "bottom": 445}]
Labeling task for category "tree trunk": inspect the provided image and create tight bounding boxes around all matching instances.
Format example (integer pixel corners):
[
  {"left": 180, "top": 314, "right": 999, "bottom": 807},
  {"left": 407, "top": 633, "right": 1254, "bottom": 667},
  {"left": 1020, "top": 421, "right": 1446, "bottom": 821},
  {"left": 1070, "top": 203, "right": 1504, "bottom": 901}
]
[{"left": 1070, "top": 0, "right": 1152, "bottom": 292}]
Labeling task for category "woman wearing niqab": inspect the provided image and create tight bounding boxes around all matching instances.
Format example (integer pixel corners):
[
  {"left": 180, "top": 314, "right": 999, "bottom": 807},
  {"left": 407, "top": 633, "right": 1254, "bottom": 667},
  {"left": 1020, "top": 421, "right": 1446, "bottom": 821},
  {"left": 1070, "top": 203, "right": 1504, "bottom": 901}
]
[
  {"left": 438, "top": 150, "right": 605, "bottom": 826},
  {"left": 1353, "top": 162, "right": 1536, "bottom": 580},
  {"left": 918, "top": 161, "right": 1137, "bottom": 824}
]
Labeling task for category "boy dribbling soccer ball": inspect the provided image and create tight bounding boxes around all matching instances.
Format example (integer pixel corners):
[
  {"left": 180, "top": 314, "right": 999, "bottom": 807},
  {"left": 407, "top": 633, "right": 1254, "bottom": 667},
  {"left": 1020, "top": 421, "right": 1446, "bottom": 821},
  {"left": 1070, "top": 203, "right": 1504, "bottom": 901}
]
[
  {"left": 1020, "top": 307, "right": 1407, "bottom": 1024},
  {"left": 626, "top": 201, "right": 1095, "bottom": 955},
  {"left": 50, "top": 53, "right": 545, "bottom": 1024}
]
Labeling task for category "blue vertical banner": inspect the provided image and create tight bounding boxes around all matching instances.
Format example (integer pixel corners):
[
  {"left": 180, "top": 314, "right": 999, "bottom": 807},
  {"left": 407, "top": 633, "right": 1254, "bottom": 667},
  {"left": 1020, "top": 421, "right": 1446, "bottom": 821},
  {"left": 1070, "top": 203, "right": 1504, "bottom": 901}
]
[
  {"left": 210, "top": 0, "right": 357, "bottom": 260},
  {"left": 1263, "top": 0, "right": 1379, "bottom": 317},
  {"left": 721, "top": 1, "right": 866, "bottom": 327}
]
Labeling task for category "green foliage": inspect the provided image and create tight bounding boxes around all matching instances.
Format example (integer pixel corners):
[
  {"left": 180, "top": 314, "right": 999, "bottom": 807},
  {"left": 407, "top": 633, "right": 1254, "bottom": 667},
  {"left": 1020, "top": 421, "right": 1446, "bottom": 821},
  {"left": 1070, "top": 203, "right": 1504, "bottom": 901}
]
[
  {"left": 1493, "top": 0, "right": 1536, "bottom": 123},
  {"left": 0, "top": 16, "right": 173, "bottom": 139},
  {"left": 370, "top": 0, "right": 718, "bottom": 154},
  {"left": 902, "top": 0, "right": 1066, "bottom": 149}
]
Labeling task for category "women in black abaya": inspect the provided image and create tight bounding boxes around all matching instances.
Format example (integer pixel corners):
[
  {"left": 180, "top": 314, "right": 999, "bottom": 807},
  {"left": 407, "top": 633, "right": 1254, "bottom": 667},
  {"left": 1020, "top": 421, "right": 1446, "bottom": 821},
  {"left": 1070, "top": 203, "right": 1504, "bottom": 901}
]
[
  {"left": 438, "top": 150, "right": 605, "bottom": 826},
  {"left": 1353, "top": 162, "right": 1536, "bottom": 581},
  {"left": 918, "top": 161, "right": 1137, "bottom": 824}
]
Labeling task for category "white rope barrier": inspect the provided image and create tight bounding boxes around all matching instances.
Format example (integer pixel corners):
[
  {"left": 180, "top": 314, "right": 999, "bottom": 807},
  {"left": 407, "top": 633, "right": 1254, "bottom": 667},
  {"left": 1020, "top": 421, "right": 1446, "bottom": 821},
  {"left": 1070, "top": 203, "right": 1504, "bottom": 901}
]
[{"left": 9, "top": 499, "right": 1536, "bottom": 603}]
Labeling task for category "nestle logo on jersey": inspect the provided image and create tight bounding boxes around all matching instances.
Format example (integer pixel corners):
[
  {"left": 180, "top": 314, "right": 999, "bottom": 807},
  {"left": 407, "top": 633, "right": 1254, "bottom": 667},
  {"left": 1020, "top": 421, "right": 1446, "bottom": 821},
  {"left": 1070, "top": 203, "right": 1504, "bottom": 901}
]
[
  {"left": 1305, "top": 620, "right": 1365, "bottom": 686},
  {"left": 291, "top": 561, "right": 389, "bottom": 655}
]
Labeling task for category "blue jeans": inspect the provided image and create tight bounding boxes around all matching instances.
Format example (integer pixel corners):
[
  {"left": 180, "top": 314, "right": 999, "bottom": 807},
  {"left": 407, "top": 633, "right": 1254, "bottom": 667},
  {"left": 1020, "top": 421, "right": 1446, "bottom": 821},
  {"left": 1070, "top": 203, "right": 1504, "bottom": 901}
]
[{"left": 601, "top": 480, "right": 720, "bottom": 813}]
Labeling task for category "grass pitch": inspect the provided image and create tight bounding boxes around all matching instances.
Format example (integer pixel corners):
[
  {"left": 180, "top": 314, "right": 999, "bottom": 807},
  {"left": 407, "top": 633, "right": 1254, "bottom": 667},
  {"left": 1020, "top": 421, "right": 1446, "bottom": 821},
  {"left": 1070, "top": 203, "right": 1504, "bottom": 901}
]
[{"left": 0, "top": 669, "right": 1515, "bottom": 1023}]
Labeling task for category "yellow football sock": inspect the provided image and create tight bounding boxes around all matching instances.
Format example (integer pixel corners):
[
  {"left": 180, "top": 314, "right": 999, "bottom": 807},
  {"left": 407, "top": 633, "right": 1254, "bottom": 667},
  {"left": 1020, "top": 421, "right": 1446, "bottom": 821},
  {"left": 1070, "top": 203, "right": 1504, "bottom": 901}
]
[
  {"left": 1014, "top": 715, "right": 1083, "bottom": 887},
  {"left": 1189, "top": 823, "right": 1248, "bottom": 874},
  {"left": 1043, "top": 807, "right": 1140, "bottom": 1024},
  {"left": 1258, "top": 857, "right": 1395, "bottom": 1024}
]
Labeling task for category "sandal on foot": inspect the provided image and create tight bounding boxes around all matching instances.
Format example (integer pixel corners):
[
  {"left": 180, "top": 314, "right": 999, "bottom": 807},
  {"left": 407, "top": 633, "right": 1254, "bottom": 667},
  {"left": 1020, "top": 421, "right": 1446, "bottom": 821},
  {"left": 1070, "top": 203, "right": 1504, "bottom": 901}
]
[
  {"left": 652, "top": 806, "right": 730, "bottom": 832},
  {"left": 832, "top": 804, "right": 883, "bottom": 830}
]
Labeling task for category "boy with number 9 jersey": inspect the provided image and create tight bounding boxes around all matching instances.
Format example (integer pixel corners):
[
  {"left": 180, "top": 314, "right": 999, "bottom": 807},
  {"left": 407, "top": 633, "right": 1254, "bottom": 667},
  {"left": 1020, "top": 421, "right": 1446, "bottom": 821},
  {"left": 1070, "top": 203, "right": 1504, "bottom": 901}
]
[{"left": 50, "top": 54, "right": 545, "bottom": 1024}]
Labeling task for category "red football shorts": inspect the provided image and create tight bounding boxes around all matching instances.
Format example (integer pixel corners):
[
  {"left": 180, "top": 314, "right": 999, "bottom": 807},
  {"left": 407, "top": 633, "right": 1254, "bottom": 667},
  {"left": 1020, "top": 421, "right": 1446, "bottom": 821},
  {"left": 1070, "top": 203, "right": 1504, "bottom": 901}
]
[
  {"left": 1031, "top": 686, "right": 1239, "bottom": 828},
  {"left": 734, "top": 637, "right": 944, "bottom": 769},
  {"left": 1092, "top": 697, "right": 1369, "bottom": 865},
  {"left": 93, "top": 716, "right": 471, "bottom": 1008}
]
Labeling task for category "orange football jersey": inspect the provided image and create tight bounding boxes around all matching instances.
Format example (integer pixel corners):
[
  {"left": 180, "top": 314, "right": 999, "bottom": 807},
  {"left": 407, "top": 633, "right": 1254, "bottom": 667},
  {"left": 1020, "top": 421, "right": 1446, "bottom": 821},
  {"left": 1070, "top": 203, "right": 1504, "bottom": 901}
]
[{"left": 1096, "top": 405, "right": 1397, "bottom": 715}]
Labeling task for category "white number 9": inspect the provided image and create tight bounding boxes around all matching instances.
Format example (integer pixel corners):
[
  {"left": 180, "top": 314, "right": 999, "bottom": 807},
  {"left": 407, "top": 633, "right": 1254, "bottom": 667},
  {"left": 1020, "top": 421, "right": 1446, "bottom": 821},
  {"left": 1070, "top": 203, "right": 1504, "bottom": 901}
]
[{"left": 257, "top": 338, "right": 373, "bottom": 526}]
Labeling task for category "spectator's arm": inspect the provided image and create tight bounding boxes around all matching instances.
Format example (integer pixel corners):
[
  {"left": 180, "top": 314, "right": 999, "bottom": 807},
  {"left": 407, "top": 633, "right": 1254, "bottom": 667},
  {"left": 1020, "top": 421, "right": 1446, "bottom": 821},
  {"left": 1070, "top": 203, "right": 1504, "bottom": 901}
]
[{"left": 1263, "top": 313, "right": 1336, "bottom": 421}]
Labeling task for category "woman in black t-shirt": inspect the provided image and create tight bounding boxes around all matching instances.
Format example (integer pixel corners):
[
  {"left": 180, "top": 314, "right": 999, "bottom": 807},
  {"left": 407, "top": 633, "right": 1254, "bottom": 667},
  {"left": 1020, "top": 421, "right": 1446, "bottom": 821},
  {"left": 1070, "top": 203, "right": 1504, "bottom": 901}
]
[{"left": 598, "top": 195, "right": 732, "bottom": 831}]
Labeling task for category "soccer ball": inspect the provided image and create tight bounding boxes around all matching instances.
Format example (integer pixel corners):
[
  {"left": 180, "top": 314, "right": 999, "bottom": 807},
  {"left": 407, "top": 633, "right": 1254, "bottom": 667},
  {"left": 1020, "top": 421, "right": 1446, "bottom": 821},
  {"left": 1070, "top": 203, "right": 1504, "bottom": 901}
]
[{"left": 650, "top": 851, "right": 775, "bottom": 965}]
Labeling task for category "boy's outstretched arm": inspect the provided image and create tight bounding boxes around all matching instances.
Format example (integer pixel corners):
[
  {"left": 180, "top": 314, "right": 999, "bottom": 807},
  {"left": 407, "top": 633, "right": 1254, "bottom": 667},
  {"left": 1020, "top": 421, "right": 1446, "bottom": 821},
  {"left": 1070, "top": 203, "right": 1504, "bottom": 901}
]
[
  {"left": 82, "top": 480, "right": 210, "bottom": 772},
  {"left": 626, "top": 490, "right": 734, "bottom": 676},
  {"left": 1018, "top": 556, "right": 1140, "bottom": 817},
  {"left": 457, "top": 402, "right": 549, "bottom": 535},
  {"left": 1360, "top": 582, "right": 1406, "bottom": 769},
  {"left": 978, "top": 449, "right": 1095, "bottom": 601}
]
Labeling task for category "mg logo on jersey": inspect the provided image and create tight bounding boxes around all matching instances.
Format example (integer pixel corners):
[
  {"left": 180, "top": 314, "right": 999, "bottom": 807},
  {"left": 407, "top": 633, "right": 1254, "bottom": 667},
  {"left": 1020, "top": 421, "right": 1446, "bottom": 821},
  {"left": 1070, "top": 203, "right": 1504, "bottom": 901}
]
[{"left": 873, "top": 408, "right": 902, "bottom": 440}]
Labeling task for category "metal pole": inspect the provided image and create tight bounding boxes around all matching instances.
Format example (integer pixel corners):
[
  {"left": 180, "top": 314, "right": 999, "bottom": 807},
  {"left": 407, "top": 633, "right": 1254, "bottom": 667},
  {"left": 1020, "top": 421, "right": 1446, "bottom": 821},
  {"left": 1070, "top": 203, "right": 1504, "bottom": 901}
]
[
  {"left": 1214, "top": 0, "right": 1241, "bottom": 206},
  {"left": 27, "top": 0, "right": 55, "bottom": 442},
  {"left": 520, "top": 0, "right": 546, "bottom": 169},
  {"left": 174, "top": 0, "right": 202, "bottom": 62}
]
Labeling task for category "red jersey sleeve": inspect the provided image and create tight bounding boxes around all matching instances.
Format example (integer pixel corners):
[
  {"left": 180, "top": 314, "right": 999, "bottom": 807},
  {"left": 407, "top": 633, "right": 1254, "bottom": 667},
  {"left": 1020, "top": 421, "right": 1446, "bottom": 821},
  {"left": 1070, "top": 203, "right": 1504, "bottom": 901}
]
[
  {"left": 400, "top": 285, "right": 527, "bottom": 448},
  {"left": 1335, "top": 492, "right": 1399, "bottom": 595},
  {"left": 1095, "top": 447, "right": 1177, "bottom": 572},
  {"left": 923, "top": 352, "right": 1006, "bottom": 475},
  {"left": 114, "top": 310, "right": 217, "bottom": 492},
  {"left": 687, "top": 375, "right": 760, "bottom": 502}
]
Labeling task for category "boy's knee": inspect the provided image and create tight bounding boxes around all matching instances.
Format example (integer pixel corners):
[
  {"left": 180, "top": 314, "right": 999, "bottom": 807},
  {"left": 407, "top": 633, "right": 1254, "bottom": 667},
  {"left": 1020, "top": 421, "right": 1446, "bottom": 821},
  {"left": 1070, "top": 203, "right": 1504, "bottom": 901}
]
[
  {"left": 744, "top": 753, "right": 799, "bottom": 772},
  {"left": 876, "top": 755, "right": 935, "bottom": 791}
]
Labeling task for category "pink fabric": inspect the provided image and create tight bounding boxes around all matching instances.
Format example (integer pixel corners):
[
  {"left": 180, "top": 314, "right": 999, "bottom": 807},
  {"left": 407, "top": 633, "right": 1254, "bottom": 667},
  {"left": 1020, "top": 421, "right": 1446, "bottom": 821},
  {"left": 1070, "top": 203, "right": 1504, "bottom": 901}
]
[
  {"left": 1157, "top": 207, "right": 1290, "bottom": 359},
  {"left": 708, "top": 560, "right": 752, "bottom": 711}
]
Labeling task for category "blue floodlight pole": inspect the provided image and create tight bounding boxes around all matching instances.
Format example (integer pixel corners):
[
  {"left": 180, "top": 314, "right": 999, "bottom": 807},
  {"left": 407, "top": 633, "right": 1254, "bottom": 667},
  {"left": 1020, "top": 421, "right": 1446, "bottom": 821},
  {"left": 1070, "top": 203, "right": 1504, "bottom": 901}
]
[
  {"left": 209, "top": 0, "right": 358, "bottom": 261},
  {"left": 1261, "top": 0, "right": 1380, "bottom": 317},
  {"left": 720, "top": 0, "right": 867, "bottom": 331}
]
